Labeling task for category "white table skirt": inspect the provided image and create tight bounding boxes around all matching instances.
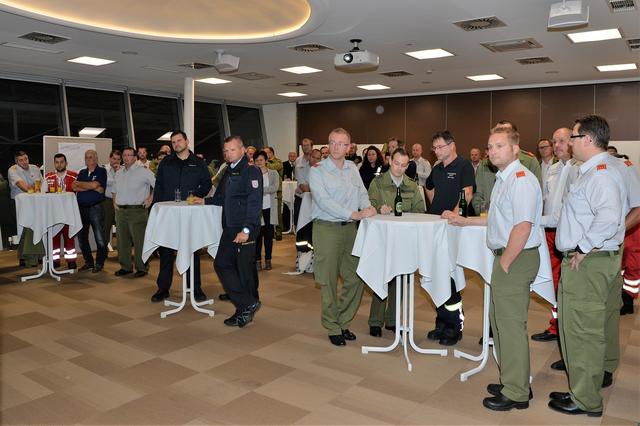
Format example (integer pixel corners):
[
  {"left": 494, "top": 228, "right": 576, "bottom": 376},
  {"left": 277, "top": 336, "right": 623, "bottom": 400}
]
[
  {"left": 282, "top": 181, "right": 297, "bottom": 210},
  {"left": 142, "top": 202, "right": 223, "bottom": 274},
  {"left": 352, "top": 213, "right": 455, "bottom": 307},
  {"left": 16, "top": 192, "right": 82, "bottom": 244},
  {"left": 295, "top": 192, "right": 313, "bottom": 232}
]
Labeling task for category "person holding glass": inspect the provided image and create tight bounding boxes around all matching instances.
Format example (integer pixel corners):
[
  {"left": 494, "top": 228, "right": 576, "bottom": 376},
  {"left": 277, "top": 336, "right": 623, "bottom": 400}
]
[
  {"left": 359, "top": 145, "right": 387, "bottom": 190},
  {"left": 254, "top": 150, "right": 280, "bottom": 271}
]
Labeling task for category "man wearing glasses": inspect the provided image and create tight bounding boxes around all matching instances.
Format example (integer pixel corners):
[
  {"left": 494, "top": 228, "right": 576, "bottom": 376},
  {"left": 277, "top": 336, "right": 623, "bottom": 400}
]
[
  {"left": 538, "top": 138, "right": 556, "bottom": 185},
  {"left": 425, "top": 130, "right": 475, "bottom": 346},
  {"left": 309, "top": 127, "right": 376, "bottom": 346}
]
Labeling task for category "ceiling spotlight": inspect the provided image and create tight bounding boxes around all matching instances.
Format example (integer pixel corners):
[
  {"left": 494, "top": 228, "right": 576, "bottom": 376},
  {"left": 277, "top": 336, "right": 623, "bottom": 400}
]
[{"left": 213, "top": 50, "right": 240, "bottom": 73}]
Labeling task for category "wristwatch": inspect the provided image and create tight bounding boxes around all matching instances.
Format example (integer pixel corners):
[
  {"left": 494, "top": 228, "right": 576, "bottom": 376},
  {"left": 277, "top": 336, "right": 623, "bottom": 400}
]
[{"left": 242, "top": 227, "right": 250, "bottom": 235}]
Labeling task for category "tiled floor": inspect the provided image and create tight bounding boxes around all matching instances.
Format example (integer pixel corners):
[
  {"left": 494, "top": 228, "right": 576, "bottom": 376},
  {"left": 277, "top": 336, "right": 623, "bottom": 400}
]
[{"left": 1, "top": 235, "right": 638, "bottom": 425}]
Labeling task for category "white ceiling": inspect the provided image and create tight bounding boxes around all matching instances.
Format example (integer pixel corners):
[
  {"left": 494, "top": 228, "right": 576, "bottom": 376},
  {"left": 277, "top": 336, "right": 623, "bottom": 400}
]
[{"left": 0, "top": 0, "right": 638, "bottom": 105}]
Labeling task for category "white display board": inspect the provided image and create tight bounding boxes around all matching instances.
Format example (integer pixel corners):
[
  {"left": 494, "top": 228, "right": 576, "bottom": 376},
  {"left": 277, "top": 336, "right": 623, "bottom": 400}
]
[
  {"left": 43, "top": 136, "right": 112, "bottom": 173},
  {"left": 610, "top": 141, "right": 640, "bottom": 166}
]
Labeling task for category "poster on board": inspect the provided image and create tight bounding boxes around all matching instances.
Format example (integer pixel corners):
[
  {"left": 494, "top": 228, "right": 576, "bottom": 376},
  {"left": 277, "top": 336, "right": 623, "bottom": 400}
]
[{"left": 59, "top": 142, "right": 96, "bottom": 172}]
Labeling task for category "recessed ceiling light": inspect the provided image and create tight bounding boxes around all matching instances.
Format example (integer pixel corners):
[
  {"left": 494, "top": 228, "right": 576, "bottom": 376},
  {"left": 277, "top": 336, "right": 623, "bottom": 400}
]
[
  {"left": 157, "top": 132, "right": 172, "bottom": 141},
  {"left": 566, "top": 28, "right": 622, "bottom": 43},
  {"left": 278, "top": 92, "right": 308, "bottom": 97},
  {"left": 596, "top": 63, "right": 637, "bottom": 72},
  {"left": 0, "top": 41, "right": 62, "bottom": 54},
  {"left": 68, "top": 56, "right": 116, "bottom": 66},
  {"left": 196, "top": 77, "right": 231, "bottom": 85},
  {"left": 404, "top": 48, "right": 454, "bottom": 59},
  {"left": 357, "top": 84, "right": 390, "bottom": 90},
  {"left": 78, "top": 127, "right": 106, "bottom": 138},
  {"left": 466, "top": 74, "right": 504, "bottom": 81},
  {"left": 280, "top": 66, "right": 322, "bottom": 74}
]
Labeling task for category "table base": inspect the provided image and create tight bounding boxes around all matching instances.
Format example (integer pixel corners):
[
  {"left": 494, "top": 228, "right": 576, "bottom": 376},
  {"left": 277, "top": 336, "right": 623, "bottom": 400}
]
[
  {"left": 161, "top": 254, "right": 214, "bottom": 318},
  {"left": 21, "top": 228, "right": 75, "bottom": 283},
  {"left": 362, "top": 273, "right": 448, "bottom": 371}
]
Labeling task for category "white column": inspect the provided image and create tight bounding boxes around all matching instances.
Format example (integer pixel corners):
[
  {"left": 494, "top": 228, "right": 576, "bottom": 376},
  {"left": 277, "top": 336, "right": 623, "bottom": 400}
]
[{"left": 183, "top": 77, "right": 195, "bottom": 151}]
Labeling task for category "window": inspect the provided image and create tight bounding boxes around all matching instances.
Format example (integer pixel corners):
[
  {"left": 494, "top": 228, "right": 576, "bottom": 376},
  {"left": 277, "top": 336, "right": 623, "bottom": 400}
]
[
  {"left": 194, "top": 101, "right": 224, "bottom": 164},
  {"left": 130, "top": 94, "right": 180, "bottom": 158},
  {"left": 227, "top": 105, "right": 263, "bottom": 150},
  {"left": 0, "top": 79, "right": 63, "bottom": 174},
  {"left": 66, "top": 87, "right": 128, "bottom": 152}
]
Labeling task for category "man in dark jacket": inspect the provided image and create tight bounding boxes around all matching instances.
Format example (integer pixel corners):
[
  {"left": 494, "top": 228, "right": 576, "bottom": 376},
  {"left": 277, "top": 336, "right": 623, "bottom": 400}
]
[
  {"left": 195, "top": 136, "right": 262, "bottom": 327},
  {"left": 150, "top": 130, "right": 212, "bottom": 303}
]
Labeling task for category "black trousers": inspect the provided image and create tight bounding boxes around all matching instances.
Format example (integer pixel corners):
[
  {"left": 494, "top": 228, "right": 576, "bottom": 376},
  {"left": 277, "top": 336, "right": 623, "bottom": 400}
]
[
  {"left": 214, "top": 228, "right": 259, "bottom": 311},
  {"left": 256, "top": 209, "right": 274, "bottom": 260},
  {"left": 78, "top": 203, "right": 107, "bottom": 267},
  {"left": 435, "top": 278, "right": 463, "bottom": 332},
  {"left": 293, "top": 195, "right": 302, "bottom": 228},
  {"left": 157, "top": 247, "right": 201, "bottom": 292}
]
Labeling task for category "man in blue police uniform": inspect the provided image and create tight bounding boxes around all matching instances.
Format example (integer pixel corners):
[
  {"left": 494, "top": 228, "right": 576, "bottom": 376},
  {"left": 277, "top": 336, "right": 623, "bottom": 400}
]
[
  {"left": 151, "top": 130, "right": 212, "bottom": 303},
  {"left": 195, "top": 135, "right": 262, "bottom": 327}
]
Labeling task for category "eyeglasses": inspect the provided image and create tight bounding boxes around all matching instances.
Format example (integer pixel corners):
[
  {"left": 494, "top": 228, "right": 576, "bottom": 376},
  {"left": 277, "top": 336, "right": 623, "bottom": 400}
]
[
  {"left": 538, "top": 145, "right": 552, "bottom": 149},
  {"left": 431, "top": 144, "right": 451, "bottom": 151},
  {"left": 328, "top": 141, "right": 349, "bottom": 148},
  {"left": 569, "top": 134, "right": 586, "bottom": 139}
]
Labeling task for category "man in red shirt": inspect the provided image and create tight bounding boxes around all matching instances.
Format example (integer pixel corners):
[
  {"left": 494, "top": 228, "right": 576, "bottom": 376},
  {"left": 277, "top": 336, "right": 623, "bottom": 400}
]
[{"left": 44, "top": 153, "right": 78, "bottom": 269}]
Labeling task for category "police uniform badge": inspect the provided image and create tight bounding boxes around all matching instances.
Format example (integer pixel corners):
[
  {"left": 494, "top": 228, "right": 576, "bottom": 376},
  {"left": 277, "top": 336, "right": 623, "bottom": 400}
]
[{"left": 252, "top": 180, "right": 259, "bottom": 188}]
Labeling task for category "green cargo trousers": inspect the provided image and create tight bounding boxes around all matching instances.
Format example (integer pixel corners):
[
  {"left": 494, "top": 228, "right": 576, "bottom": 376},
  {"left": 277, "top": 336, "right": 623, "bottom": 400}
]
[
  {"left": 558, "top": 250, "right": 620, "bottom": 413},
  {"left": 368, "top": 280, "right": 396, "bottom": 328},
  {"left": 115, "top": 207, "right": 149, "bottom": 272},
  {"left": 490, "top": 248, "right": 539, "bottom": 402},
  {"left": 313, "top": 220, "right": 365, "bottom": 336}
]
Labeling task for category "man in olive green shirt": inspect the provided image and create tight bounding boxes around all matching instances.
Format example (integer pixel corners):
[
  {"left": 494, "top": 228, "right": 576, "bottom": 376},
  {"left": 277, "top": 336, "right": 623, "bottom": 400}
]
[{"left": 367, "top": 148, "right": 425, "bottom": 337}]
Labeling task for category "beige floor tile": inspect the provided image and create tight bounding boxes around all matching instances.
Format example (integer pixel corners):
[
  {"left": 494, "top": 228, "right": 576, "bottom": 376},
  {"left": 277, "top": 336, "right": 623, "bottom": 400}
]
[
  {"left": 295, "top": 402, "right": 389, "bottom": 425},
  {"left": 206, "top": 354, "right": 294, "bottom": 390},
  {"left": 1, "top": 391, "right": 98, "bottom": 424},
  {"left": 206, "top": 391, "right": 310, "bottom": 424},
  {"left": 1, "top": 311, "right": 57, "bottom": 332},
  {"left": 105, "top": 357, "right": 199, "bottom": 393}
]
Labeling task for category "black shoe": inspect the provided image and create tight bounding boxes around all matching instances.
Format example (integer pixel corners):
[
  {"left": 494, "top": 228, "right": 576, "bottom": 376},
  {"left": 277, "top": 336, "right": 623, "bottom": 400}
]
[
  {"left": 133, "top": 271, "right": 147, "bottom": 278},
  {"left": 342, "top": 329, "right": 356, "bottom": 341},
  {"left": 53, "top": 261, "right": 61, "bottom": 269},
  {"left": 329, "top": 334, "right": 346, "bottom": 346},
  {"left": 67, "top": 261, "right": 77, "bottom": 270},
  {"left": 385, "top": 325, "right": 396, "bottom": 333},
  {"left": 602, "top": 371, "right": 613, "bottom": 388},
  {"left": 235, "top": 301, "right": 261, "bottom": 328},
  {"left": 550, "top": 359, "right": 566, "bottom": 371},
  {"left": 483, "top": 394, "right": 529, "bottom": 411},
  {"left": 151, "top": 289, "right": 170, "bottom": 303},
  {"left": 219, "top": 293, "right": 230, "bottom": 301},
  {"left": 369, "top": 326, "right": 382, "bottom": 337},
  {"left": 92, "top": 264, "right": 103, "bottom": 273},
  {"left": 265, "top": 260, "right": 272, "bottom": 270},
  {"left": 78, "top": 264, "right": 93, "bottom": 272},
  {"left": 487, "top": 384, "right": 533, "bottom": 399},
  {"left": 194, "top": 290, "right": 207, "bottom": 302},
  {"left": 427, "top": 327, "right": 444, "bottom": 341},
  {"left": 620, "top": 292, "right": 634, "bottom": 315},
  {"left": 115, "top": 269, "right": 133, "bottom": 276},
  {"left": 224, "top": 313, "right": 240, "bottom": 327},
  {"left": 439, "top": 329, "right": 462, "bottom": 346},
  {"left": 548, "top": 398, "right": 602, "bottom": 417},
  {"left": 19, "top": 259, "right": 26, "bottom": 267},
  {"left": 549, "top": 391, "right": 571, "bottom": 401},
  {"left": 531, "top": 330, "right": 557, "bottom": 342}
]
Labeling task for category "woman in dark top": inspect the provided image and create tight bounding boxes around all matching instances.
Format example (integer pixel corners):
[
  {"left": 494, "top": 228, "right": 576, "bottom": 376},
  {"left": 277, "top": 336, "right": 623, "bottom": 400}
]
[{"left": 359, "top": 145, "right": 387, "bottom": 190}]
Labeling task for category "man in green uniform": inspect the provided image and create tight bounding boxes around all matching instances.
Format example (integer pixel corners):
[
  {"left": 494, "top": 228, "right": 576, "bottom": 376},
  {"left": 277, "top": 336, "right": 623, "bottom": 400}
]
[
  {"left": 264, "top": 146, "right": 284, "bottom": 240},
  {"left": 447, "top": 126, "right": 542, "bottom": 411},
  {"left": 309, "top": 127, "right": 376, "bottom": 346},
  {"left": 549, "top": 115, "right": 626, "bottom": 417},
  {"left": 367, "top": 148, "right": 425, "bottom": 336}
]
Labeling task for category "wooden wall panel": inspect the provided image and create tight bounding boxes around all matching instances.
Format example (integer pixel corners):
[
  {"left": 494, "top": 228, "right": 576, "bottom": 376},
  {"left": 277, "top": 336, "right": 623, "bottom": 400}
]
[
  {"left": 358, "top": 98, "right": 405, "bottom": 145},
  {"left": 445, "top": 92, "right": 491, "bottom": 159},
  {"left": 595, "top": 82, "right": 640, "bottom": 141},
  {"left": 540, "top": 84, "right": 594, "bottom": 139},
  {"left": 405, "top": 95, "right": 446, "bottom": 162},
  {"left": 492, "top": 88, "right": 541, "bottom": 153}
]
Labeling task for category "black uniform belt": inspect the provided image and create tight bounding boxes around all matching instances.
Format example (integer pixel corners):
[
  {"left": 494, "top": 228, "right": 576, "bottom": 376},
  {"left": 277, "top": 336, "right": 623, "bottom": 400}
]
[
  {"left": 118, "top": 204, "right": 145, "bottom": 209},
  {"left": 563, "top": 249, "right": 620, "bottom": 258},
  {"left": 491, "top": 246, "right": 538, "bottom": 256},
  {"left": 315, "top": 219, "right": 353, "bottom": 226}
]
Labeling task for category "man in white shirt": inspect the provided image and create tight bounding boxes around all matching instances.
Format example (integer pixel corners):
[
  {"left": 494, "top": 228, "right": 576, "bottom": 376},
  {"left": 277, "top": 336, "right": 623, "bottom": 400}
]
[
  {"left": 470, "top": 148, "right": 482, "bottom": 174},
  {"left": 538, "top": 138, "right": 555, "bottom": 185},
  {"left": 411, "top": 143, "right": 432, "bottom": 186},
  {"left": 136, "top": 146, "right": 150, "bottom": 169},
  {"left": 103, "top": 149, "right": 122, "bottom": 248},
  {"left": 294, "top": 138, "right": 313, "bottom": 227}
]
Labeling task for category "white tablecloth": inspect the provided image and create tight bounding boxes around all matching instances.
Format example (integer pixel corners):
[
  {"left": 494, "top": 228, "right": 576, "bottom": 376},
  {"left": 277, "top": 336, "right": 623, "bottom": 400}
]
[
  {"left": 142, "top": 202, "right": 223, "bottom": 274},
  {"left": 15, "top": 192, "right": 82, "bottom": 244},
  {"left": 352, "top": 213, "right": 454, "bottom": 306},
  {"left": 295, "top": 192, "right": 313, "bottom": 232},
  {"left": 282, "top": 181, "right": 297, "bottom": 211},
  {"left": 447, "top": 225, "right": 555, "bottom": 305}
]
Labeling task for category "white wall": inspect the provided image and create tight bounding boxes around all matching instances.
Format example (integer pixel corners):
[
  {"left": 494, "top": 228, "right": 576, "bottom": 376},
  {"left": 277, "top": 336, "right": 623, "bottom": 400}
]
[{"left": 262, "top": 102, "right": 297, "bottom": 158}]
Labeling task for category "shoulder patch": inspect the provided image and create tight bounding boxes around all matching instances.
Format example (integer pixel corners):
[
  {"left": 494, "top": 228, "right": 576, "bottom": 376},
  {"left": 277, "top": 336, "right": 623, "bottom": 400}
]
[
  {"left": 526, "top": 151, "right": 535, "bottom": 157},
  {"left": 251, "top": 180, "right": 259, "bottom": 188},
  {"left": 624, "top": 160, "right": 633, "bottom": 167},
  {"left": 596, "top": 164, "right": 607, "bottom": 171},
  {"left": 516, "top": 171, "right": 526, "bottom": 178}
]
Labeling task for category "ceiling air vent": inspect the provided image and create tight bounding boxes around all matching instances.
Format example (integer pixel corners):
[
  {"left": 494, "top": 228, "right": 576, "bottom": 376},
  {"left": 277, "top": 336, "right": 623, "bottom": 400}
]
[
  {"left": 516, "top": 56, "right": 553, "bottom": 65},
  {"left": 380, "top": 70, "right": 413, "bottom": 77},
  {"left": 453, "top": 16, "right": 506, "bottom": 31},
  {"left": 19, "top": 31, "right": 69, "bottom": 44},
  {"left": 627, "top": 38, "right": 640, "bottom": 50},
  {"left": 231, "top": 72, "right": 273, "bottom": 80},
  {"left": 289, "top": 43, "right": 333, "bottom": 53},
  {"left": 481, "top": 38, "right": 543, "bottom": 53},
  {"left": 283, "top": 82, "right": 307, "bottom": 87},
  {"left": 178, "top": 62, "right": 213, "bottom": 69},
  {"left": 607, "top": 0, "right": 636, "bottom": 12}
]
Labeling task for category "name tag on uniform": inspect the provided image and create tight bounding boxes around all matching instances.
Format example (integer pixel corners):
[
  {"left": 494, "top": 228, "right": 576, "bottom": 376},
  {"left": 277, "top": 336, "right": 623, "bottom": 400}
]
[
  {"left": 252, "top": 180, "right": 259, "bottom": 188},
  {"left": 516, "top": 171, "right": 525, "bottom": 178}
]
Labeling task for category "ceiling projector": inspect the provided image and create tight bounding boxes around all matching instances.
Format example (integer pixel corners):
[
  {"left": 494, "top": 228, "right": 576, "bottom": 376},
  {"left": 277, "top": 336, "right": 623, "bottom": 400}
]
[
  {"left": 334, "top": 39, "right": 379, "bottom": 72},
  {"left": 213, "top": 49, "right": 240, "bottom": 73},
  {"left": 548, "top": 0, "right": 589, "bottom": 29}
]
